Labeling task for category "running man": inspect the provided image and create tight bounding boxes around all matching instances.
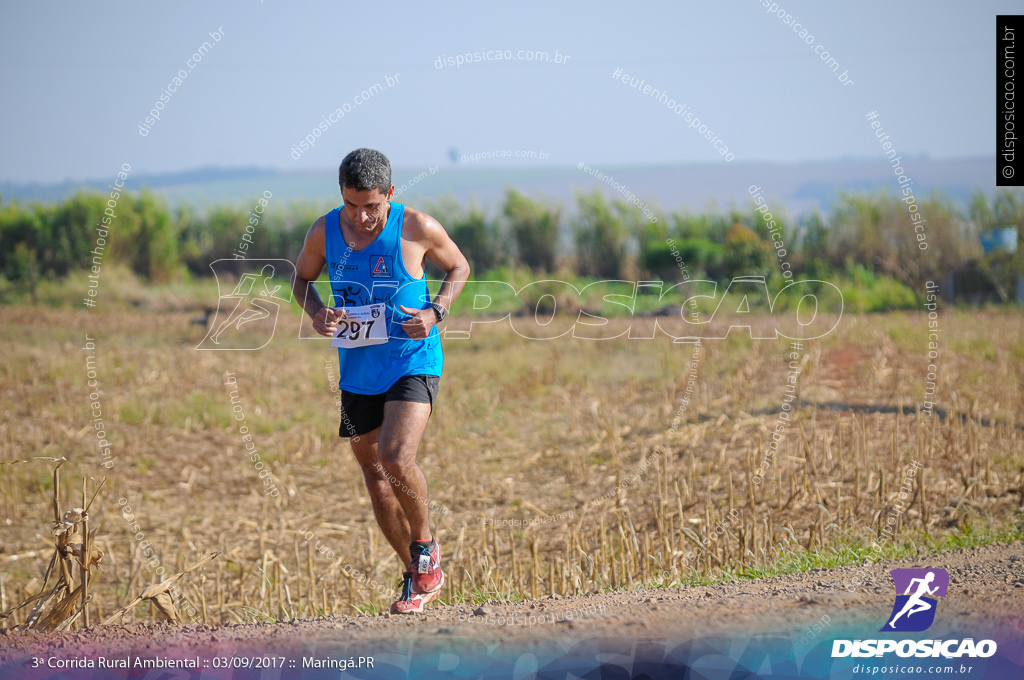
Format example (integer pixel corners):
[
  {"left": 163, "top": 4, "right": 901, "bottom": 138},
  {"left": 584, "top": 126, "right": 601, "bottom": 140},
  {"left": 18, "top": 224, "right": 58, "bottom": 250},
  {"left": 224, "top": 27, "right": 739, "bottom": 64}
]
[
  {"left": 290, "top": 148, "right": 470, "bottom": 614},
  {"left": 888, "top": 571, "right": 939, "bottom": 628}
]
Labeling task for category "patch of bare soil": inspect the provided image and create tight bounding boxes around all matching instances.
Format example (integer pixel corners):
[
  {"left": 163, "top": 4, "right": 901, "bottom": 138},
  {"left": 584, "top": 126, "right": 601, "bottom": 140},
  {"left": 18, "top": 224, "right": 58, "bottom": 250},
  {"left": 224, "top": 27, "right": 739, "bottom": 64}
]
[{"left": 2, "top": 543, "right": 1022, "bottom": 673}]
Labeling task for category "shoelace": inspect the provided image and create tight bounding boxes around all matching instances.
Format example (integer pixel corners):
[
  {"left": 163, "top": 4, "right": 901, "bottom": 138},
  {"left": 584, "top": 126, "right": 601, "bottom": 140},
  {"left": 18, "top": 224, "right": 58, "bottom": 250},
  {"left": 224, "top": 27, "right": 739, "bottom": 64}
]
[
  {"left": 411, "top": 543, "right": 435, "bottom": 571},
  {"left": 400, "top": 574, "right": 414, "bottom": 603}
]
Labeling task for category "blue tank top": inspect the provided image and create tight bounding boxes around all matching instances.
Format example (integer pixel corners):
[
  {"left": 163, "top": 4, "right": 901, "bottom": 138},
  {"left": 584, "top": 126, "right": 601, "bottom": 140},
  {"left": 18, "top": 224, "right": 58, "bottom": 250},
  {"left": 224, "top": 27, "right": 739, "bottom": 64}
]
[{"left": 324, "top": 202, "right": 443, "bottom": 394}]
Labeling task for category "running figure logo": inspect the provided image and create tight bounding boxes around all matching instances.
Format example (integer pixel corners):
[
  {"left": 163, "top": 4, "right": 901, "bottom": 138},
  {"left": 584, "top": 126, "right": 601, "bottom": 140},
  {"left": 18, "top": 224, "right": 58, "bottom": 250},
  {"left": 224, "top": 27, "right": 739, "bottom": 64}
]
[
  {"left": 196, "top": 259, "right": 295, "bottom": 350},
  {"left": 880, "top": 568, "right": 949, "bottom": 632}
]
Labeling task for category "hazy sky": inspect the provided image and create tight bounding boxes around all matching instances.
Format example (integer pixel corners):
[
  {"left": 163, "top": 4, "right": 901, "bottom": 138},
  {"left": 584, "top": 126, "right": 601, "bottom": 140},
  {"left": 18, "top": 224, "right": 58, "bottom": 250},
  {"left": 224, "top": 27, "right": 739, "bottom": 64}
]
[{"left": 0, "top": 0, "right": 1011, "bottom": 184}]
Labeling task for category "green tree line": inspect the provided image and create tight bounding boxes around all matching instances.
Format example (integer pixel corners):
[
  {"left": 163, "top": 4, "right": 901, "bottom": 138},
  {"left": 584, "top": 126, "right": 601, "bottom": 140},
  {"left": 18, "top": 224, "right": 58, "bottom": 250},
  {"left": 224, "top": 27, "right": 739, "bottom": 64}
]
[{"left": 2, "top": 187, "right": 1022, "bottom": 307}]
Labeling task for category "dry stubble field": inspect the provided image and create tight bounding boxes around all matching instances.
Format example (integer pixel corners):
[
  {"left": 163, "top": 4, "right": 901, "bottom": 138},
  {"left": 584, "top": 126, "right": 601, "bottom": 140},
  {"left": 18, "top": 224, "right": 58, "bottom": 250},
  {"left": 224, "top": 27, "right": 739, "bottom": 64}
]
[{"left": 0, "top": 304, "right": 1022, "bottom": 628}]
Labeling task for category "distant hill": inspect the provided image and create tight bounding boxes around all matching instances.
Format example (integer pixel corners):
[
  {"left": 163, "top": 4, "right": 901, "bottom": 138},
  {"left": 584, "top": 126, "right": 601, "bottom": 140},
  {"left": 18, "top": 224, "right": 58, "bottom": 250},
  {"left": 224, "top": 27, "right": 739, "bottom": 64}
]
[
  {"left": 0, "top": 166, "right": 281, "bottom": 206},
  {"left": 0, "top": 157, "right": 996, "bottom": 216}
]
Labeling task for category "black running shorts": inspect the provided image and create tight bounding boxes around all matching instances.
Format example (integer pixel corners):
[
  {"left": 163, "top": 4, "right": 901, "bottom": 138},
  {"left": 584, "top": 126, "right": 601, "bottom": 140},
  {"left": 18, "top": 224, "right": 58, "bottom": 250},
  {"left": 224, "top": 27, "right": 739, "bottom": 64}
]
[{"left": 338, "top": 374, "right": 440, "bottom": 438}]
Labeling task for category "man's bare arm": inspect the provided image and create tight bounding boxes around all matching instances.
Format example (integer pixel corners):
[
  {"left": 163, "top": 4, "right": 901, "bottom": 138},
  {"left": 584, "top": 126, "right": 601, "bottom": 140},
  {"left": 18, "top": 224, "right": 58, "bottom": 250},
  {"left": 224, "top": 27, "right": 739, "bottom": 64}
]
[
  {"left": 398, "top": 210, "right": 471, "bottom": 339},
  {"left": 290, "top": 216, "right": 344, "bottom": 337},
  {"left": 420, "top": 212, "right": 470, "bottom": 311}
]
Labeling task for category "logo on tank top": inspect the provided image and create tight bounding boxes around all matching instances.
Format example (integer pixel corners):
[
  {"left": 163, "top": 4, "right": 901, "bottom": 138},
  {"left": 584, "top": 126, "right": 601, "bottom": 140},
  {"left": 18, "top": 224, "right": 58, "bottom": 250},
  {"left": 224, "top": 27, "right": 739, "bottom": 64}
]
[
  {"left": 330, "top": 261, "right": 358, "bottom": 274},
  {"left": 370, "top": 255, "right": 394, "bottom": 278}
]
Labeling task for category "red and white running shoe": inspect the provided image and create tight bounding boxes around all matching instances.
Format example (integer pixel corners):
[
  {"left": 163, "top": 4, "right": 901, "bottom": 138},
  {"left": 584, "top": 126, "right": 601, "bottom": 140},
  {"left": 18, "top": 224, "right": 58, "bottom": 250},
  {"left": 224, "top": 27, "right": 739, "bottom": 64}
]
[
  {"left": 390, "top": 571, "right": 441, "bottom": 614},
  {"left": 410, "top": 539, "right": 445, "bottom": 594}
]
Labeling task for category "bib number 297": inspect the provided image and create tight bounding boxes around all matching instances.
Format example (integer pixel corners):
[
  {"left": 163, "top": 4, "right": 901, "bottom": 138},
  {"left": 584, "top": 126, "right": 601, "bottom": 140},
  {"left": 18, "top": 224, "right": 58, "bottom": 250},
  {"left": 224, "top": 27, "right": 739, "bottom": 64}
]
[{"left": 331, "top": 303, "right": 388, "bottom": 348}]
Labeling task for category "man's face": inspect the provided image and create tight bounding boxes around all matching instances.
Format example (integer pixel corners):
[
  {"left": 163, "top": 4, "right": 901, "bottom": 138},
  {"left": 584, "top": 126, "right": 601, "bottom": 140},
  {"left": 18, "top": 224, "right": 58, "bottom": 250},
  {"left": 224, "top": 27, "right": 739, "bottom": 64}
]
[{"left": 341, "top": 185, "right": 394, "bottom": 232}]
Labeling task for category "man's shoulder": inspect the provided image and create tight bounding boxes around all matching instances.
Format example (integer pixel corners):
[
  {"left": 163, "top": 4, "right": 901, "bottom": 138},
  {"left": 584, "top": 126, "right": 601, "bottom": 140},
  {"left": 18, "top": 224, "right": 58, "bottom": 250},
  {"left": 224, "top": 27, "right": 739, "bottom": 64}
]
[
  {"left": 309, "top": 213, "right": 329, "bottom": 236},
  {"left": 299, "top": 214, "right": 330, "bottom": 255},
  {"left": 400, "top": 205, "right": 442, "bottom": 242}
]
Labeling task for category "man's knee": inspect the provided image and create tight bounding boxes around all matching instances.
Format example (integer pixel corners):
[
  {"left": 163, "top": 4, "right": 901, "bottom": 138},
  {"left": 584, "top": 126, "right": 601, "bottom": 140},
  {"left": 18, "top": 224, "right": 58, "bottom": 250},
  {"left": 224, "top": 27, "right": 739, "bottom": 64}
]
[
  {"left": 359, "top": 459, "right": 397, "bottom": 500},
  {"left": 362, "top": 472, "right": 392, "bottom": 497},
  {"left": 360, "top": 457, "right": 387, "bottom": 481},
  {"left": 378, "top": 444, "right": 413, "bottom": 476}
]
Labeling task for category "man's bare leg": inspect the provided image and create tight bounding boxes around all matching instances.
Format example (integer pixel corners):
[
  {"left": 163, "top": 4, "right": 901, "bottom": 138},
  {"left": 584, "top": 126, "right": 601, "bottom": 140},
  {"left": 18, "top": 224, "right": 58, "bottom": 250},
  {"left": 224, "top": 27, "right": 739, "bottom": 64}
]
[
  {"left": 377, "top": 400, "right": 433, "bottom": 544},
  {"left": 348, "top": 426, "right": 413, "bottom": 566}
]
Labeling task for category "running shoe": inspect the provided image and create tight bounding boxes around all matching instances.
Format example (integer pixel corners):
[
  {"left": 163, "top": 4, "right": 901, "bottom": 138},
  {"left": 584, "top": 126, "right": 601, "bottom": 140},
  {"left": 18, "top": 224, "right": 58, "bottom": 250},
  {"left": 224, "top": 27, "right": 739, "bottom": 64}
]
[
  {"left": 390, "top": 571, "right": 440, "bottom": 614},
  {"left": 409, "top": 538, "right": 444, "bottom": 594}
]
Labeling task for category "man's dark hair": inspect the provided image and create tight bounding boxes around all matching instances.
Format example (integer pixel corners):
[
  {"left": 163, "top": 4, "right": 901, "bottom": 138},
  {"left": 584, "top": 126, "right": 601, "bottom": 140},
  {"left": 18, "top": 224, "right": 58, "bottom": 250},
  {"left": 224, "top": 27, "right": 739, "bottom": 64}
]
[{"left": 339, "top": 148, "right": 391, "bottom": 194}]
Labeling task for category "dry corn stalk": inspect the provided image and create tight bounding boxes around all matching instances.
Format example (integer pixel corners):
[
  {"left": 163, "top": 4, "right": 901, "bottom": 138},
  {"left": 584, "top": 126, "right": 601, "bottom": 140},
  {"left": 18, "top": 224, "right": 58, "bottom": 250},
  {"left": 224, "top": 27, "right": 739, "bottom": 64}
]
[
  {"left": 1, "top": 462, "right": 108, "bottom": 631},
  {"left": 101, "top": 552, "right": 221, "bottom": 625}
]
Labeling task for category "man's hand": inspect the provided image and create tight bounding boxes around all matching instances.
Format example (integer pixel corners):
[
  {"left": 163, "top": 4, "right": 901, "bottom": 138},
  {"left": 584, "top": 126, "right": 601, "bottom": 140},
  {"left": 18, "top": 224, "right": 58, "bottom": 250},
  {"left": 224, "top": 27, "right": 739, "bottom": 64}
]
[
  {"left": 313, "top": 306, "right": 347, "bottom": 337},
  {"left": 399, "top": 305, "right": 437, "bottom": 340}
]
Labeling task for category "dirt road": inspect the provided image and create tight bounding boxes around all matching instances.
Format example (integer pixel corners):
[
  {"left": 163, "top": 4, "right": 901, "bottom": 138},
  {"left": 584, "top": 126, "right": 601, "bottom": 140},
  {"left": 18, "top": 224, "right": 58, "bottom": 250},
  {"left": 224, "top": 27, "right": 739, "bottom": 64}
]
[{"left": 2, "top": 543, "right": 1022, "bottom": 678}]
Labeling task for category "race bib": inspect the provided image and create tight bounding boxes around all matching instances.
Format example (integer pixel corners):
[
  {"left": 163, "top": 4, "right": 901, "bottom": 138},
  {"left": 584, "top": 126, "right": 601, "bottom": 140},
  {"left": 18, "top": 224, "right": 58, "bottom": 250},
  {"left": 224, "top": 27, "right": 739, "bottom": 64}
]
[{"left": 331, "top": 303, "right": 388, "bottom": 348}]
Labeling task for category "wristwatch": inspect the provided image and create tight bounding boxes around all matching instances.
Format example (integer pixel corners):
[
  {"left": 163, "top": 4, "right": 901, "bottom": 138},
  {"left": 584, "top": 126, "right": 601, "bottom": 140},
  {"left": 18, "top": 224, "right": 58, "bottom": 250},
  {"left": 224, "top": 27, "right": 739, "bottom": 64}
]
[{"left": 429, "top": 302, "right": 448, "bottom": 323}]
